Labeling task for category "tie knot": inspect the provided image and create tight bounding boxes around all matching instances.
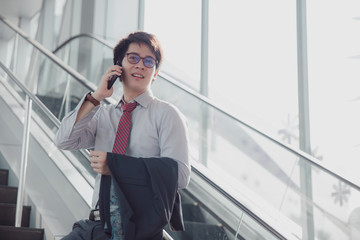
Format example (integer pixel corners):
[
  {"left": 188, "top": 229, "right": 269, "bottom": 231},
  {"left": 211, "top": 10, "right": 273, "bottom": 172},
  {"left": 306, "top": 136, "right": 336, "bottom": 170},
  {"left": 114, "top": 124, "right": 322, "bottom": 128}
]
[{"left": 121, "top": 101, "right": 137, "bottom": 112}]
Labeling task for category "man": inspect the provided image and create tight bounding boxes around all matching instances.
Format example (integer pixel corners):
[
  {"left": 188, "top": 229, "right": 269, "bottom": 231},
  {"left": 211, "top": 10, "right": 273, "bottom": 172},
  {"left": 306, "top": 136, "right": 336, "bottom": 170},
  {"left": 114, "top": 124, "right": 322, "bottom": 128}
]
[{"left": 54, "top": 31, "right": 190, "bottom": 239}]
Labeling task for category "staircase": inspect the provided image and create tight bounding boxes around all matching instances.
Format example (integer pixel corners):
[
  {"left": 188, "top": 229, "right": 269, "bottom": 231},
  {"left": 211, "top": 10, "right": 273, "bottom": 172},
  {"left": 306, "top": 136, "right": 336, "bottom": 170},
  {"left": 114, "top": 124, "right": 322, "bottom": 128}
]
[{"left": 0, "top": 168, "right": 44, "bottom": 240}]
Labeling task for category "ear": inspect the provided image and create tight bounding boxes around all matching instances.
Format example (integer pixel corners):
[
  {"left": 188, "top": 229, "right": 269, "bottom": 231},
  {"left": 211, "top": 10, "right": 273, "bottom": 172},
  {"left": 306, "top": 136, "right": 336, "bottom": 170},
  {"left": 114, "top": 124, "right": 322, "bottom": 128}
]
[{"left": 152, "top": 69, "right": 159, "bottom": 81}]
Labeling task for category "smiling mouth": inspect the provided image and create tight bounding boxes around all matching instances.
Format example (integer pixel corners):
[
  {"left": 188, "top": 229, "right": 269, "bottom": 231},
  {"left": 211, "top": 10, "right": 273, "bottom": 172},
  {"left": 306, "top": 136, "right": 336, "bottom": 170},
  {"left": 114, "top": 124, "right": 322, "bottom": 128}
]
[{"left": 131, "top": 73, "right": 144, "bottom": 79}]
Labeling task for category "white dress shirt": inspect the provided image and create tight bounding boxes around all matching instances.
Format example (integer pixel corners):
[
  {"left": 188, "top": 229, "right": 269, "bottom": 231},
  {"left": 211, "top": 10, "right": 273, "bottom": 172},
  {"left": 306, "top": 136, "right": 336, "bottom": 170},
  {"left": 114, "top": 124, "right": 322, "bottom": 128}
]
[{"left": 54, "top": 89, "right": 191, "bottom": 208}]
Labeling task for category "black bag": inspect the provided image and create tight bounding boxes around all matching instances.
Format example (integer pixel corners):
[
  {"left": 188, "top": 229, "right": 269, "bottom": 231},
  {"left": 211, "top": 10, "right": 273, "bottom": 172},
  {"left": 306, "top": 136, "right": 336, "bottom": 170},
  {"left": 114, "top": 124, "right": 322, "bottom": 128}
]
[
  {"left": 61, "top": 219, "right": 110, "bottom": 240},
  {"left": 61, "top": 201, "right": 109, "bottom": 240}
]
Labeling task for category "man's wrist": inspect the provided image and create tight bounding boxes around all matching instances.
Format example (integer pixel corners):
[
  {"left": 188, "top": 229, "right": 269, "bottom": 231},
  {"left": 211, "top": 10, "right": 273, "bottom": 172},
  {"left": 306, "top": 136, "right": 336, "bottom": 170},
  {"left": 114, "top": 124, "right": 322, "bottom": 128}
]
[
  {"left": 85, "top": 92, "right": 101, "bottom": 106},
  {"left": 91, "top": 92, "right": 103, "bottom": 102}
]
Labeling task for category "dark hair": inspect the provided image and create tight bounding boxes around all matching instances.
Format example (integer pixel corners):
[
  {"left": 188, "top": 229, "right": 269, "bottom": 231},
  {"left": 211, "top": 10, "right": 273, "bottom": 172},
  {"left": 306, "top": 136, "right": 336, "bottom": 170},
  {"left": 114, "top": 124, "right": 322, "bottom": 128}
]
[{"left": 113, "top": 31, "right": 163, "bottom": 69}]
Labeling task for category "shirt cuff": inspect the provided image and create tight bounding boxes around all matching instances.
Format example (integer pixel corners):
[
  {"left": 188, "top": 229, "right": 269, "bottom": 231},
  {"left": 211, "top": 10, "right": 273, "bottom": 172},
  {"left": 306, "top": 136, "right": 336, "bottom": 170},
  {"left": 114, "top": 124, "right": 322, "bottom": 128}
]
[{"left": 59, "top": 93, "right": 100, "bottom": 140}]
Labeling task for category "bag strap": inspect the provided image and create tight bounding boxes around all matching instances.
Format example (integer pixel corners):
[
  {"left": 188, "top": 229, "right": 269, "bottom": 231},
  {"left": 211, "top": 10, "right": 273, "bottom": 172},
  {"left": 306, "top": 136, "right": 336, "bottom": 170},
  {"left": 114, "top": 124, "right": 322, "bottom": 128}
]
[{"left": 95, "top": 199, "right": 99, "bottom": 210}]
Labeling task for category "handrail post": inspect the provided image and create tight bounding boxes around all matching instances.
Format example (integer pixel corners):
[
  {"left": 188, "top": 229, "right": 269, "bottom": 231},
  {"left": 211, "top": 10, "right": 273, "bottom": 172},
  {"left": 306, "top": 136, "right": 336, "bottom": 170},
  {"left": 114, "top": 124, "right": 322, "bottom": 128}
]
[
  {"left": 137, "top": 0, "right": 145, "bottom": 30},
  {"left": 11, "top": 33, "right": 19, "bottom": 74},
  {"left": 200, "top": 0, "right": 209, "bottom": 166},
  {"left": 15, "top": 95, "right": 32, "bottom": 227},
  {"left": 296, "top": 0, "right": 314, "bottom": 239}
]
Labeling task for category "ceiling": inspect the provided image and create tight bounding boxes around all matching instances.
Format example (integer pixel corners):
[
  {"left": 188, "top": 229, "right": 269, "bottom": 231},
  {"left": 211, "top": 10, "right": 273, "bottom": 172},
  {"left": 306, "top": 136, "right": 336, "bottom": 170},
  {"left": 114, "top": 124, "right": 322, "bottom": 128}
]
[
  {"left": 0, "top": 0, "right": 43, "bottom": 20},
  {"left": 0, "top": 0, "right": 43, "bottom": 40}
]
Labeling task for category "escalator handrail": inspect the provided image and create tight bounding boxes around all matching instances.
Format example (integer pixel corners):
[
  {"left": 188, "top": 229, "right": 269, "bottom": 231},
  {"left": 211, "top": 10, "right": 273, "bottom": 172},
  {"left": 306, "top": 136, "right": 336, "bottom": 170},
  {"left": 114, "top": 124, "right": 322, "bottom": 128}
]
[
  {"left": 191, "top": 166, "right": 288, "bottom": 240},
  {"left": 0, "top": 60, "right": 97, "bottom": 187},
  {"left": 0, "top": 61, "right": 61, "bottom": 128},
  {"left": 53, "top": 33, "right": 114, "bottom": 54},
  {"left": 0, "top": 16, "right": 96, "bottom": 93},
  {"left": 0, "top": 59, "right": 100, "bottom": 203},
  {"left": 52, "top": 32, "right": 360, "bottom": 192}
]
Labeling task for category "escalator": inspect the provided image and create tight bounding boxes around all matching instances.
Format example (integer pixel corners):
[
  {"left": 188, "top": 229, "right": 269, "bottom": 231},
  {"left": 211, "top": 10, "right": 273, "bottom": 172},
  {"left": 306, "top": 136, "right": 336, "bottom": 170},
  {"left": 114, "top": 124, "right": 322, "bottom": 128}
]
[{"left": 1, "top": 16, "right": 360, "bottom": 240}]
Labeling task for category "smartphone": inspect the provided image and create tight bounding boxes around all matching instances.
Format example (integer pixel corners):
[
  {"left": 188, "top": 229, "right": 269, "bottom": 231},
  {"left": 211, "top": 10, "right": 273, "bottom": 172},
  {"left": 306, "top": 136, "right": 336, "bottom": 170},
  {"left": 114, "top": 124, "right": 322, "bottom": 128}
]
[{"left": 107, "top": 60, "right": 122, "bottom": 90}]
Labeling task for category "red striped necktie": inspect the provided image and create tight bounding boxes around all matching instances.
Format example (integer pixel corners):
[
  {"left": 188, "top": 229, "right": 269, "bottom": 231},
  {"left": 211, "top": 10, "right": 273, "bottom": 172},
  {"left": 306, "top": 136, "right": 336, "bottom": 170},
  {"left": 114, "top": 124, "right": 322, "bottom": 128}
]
[{"left": 112, "top": 101, "right": 138, "bottom": 154}]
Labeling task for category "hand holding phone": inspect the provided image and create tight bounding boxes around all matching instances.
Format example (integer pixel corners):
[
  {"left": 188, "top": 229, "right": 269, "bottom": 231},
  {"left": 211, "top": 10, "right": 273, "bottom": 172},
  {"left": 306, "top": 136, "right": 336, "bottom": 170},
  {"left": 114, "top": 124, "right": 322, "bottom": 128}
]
[{"left": 107, "top": 60, "right": 122, "bottom": 90}]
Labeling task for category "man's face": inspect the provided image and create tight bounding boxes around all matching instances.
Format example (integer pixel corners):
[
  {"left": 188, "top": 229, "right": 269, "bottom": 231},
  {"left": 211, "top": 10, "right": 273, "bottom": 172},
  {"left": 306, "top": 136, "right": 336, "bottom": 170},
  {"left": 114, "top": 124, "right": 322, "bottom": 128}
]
[{"left": 121, "top": 42, "right": 159, "bottom": 93}]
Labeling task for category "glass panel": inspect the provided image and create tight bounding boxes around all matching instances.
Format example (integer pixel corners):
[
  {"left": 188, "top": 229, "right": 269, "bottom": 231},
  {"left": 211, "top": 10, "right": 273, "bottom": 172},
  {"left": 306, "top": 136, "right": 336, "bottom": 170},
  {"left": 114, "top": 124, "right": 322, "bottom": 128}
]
[
  {"left": 144, "top": 0, "right": 202, "bottom": 91},
  {"left": 53, "top": 35, "right": 124, "bottom": 101},
  {"left": 54, "top": 35, "right": 113, "bottom": 87},
  {"left": 208, "top": 0, "right": 299, "bottom": 140},
  {"left": 0, "top": 19, "right": 96, "bottom": 195},
  {"left": 307, "top": 0, "right": 360, "bottom": 187},
  {"left": 153, "top": 75, "right": 360, "bottom": 239},
  {"left": 0, "top": 21, "right": 92, "bottom": 120},
  {"left": 173, "top": 170, "right": 281, "bottom": 240},
  {"left": 0, "top": 66, "right": 94, "bottom": 207}
]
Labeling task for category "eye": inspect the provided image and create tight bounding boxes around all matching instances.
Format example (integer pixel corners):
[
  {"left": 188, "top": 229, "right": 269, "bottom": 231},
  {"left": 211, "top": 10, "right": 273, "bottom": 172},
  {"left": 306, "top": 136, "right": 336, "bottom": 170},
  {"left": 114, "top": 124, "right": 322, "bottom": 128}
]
[
  {"left": 144, "top": 58, "right": 155, "bottom": 65},
  {"left": 129, "top": 55, "right": 138, "bottom": 61}
]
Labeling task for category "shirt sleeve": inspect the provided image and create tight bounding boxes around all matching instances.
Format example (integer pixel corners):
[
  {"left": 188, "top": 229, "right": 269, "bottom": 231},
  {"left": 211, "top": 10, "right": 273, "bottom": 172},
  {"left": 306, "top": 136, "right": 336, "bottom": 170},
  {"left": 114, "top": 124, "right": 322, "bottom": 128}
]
[
  {"left": 158, "top": 104, "right": 191, "bottom": 189},
  {"left": 53, "top": 93, "right": 101, "bottom": 150}
]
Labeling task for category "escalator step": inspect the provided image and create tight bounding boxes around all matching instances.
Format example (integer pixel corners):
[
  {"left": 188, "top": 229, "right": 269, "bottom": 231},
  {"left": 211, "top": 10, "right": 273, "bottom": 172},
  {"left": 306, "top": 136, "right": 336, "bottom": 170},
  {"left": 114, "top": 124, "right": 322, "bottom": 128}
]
[
  {"left": 0, "top": 169, "right": 9, "bottom": 186},
  {"left": 167, "top": 221, "right": 229, "bottom": 240},
  {"left": 182, "top": 202, "right": 206, "bottom": 223},
  {"left": 0, "top": 225, "right": 44, "bottom": 240},
  {"left": 0, "top": 186, "right": 18, "bottom": 204},
  {"left": 0, "top": 203, "right": 31, "bottom": 227}
]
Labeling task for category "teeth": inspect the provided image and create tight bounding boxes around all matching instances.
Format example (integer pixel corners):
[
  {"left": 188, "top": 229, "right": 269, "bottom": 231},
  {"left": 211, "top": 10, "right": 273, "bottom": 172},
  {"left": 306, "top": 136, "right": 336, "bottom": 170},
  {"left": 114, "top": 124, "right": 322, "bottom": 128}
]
[{"left": 132, "top": 74, "right": 144, "bottom": 78}]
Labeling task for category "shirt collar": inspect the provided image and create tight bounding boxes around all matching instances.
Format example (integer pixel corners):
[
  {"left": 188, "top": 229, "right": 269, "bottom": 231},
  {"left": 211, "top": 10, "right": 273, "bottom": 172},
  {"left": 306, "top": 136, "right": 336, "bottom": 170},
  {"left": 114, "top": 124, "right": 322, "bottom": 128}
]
[{"left": 116, "top": 89, "right": 154, "bottom": 109}]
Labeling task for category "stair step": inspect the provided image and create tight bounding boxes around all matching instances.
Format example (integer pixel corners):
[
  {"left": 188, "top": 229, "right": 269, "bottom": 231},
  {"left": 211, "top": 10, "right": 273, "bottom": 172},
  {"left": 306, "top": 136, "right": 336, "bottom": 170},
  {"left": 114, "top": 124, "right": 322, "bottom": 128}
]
[
  {"left": 0, "top": 169, "right": 9, "bottom": 186},
  {"left": 0, "top": 225, "right": 44, "bottom": 240},
  {"left": 0, "top": 186, "right": 18, "bottom": 204},
  {"left": 182, "top": 202, "right": 206, "bottom": 223},
  {"left": 0, "top": 203, "right": 31, "bottom": 227}
]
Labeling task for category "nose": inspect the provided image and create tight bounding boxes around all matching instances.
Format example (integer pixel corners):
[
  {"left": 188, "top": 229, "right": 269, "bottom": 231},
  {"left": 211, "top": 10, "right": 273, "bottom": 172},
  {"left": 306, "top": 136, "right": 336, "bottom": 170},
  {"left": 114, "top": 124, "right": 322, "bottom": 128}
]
[{"left": 135, "top": 60, "right": 145, "bottom": 70}]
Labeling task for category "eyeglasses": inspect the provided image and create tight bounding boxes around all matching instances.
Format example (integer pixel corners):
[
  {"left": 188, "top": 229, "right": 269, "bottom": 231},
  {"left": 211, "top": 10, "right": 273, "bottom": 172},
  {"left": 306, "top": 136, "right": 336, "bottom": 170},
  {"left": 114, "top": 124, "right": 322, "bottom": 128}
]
[{"left": 126, "top": 53, "right": 157, "bottom": 68}]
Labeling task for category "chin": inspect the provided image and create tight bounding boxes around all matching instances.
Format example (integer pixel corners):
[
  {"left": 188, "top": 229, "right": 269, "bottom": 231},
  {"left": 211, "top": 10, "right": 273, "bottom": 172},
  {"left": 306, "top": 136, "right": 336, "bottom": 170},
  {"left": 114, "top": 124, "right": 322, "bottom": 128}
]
[
  {"left": 124, "top": 77, "right": 151, "bottom": 92},
  {"left": 127, "top": 83, "right": 149, "bottom": 93}
]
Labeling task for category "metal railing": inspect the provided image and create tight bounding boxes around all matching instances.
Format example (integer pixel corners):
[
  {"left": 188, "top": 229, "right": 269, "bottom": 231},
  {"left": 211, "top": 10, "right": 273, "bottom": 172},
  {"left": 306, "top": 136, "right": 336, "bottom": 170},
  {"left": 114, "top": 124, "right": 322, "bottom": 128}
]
[{"left": 0, "top": 61, "right": 65, "bottom": 225}]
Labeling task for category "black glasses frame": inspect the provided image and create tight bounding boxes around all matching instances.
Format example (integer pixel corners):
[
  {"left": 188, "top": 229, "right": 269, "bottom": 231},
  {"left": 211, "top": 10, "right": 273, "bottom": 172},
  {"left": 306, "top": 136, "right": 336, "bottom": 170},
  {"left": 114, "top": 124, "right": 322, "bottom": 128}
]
[{"left": 126, "top": 53, "right": 157, "bottom": 68}]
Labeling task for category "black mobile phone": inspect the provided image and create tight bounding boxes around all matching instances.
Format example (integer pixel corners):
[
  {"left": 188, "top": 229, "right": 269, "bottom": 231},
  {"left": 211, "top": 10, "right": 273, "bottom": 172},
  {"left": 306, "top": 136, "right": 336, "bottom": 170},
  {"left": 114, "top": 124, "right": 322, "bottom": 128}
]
[{"left": 107, "top": 60, "right": 122, "bottom": 90}]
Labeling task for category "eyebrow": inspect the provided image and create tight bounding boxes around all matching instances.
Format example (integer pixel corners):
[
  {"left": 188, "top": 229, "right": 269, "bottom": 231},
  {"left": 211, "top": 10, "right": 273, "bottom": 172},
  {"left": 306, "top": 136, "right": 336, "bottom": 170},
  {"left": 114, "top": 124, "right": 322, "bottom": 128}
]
[{"left": 127, "top": 52, "right": 155, "bottom": 59}]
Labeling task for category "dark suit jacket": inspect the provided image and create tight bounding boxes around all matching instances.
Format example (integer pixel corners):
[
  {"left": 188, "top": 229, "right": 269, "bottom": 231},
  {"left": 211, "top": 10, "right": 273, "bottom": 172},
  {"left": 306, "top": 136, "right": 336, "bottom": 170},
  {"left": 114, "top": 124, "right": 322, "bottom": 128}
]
[{"left": 99, "top": 153, "right": 184, "bottom": 240}]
